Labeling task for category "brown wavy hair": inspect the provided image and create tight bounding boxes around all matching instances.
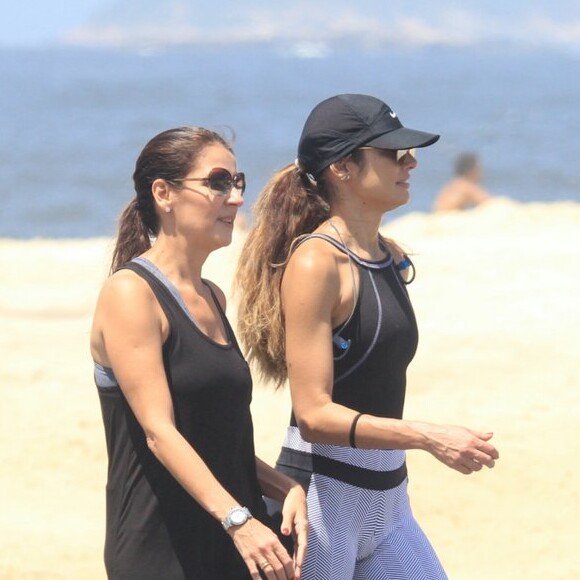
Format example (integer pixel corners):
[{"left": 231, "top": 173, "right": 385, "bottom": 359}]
[{"left": 235, "top": 150, "right": 367, "bottom": 387}]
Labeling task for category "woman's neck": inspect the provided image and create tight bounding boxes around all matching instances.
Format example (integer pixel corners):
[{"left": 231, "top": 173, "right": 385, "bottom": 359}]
[
  {"left": 321, "top": 216, "right": 385, "bottom": 261},
  {"left": 143, "top": 236, "right": 208, "bottom": 292}
]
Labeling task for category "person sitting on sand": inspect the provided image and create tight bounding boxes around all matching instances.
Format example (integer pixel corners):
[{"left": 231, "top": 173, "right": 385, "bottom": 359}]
[{"left": 433, "top": 152, "right": 492, "bottom": 211}]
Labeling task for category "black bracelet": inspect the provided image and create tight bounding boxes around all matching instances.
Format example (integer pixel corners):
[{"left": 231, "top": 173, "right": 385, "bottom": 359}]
[{"left": 349, "top": 413, "right": 364, "bottom": 448}]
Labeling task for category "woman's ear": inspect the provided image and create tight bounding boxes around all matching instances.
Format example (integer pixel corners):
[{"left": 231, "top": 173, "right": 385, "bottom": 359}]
[
  {"left": 328, "top": 158, "right": 352, "bottom": 182},
  {"left": 152, "top": 178, "right": 173, "bottom": 213}
]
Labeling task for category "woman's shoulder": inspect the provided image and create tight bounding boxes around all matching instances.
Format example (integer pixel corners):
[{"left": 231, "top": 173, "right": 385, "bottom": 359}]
[
  {"left": 288, "top": 234, "right": 343, "bottom": 275},
  {"left": 91, "top": 266, "right": 163, "bottom": 362},
  {"left": 106, "top": 265, "right": 149, "bottom": 290},
  {"left": 97, "top": 267, "right": 157, "bottom": 311},
  {"left": 282, "top": 235, "right": 344, "bottom": 307}
]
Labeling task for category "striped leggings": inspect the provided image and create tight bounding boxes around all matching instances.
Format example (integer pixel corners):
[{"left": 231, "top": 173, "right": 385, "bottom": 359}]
[
  {"left": 271, "top": 432, "right": 447, "bottom": 580},
  {"left": 301, "top": 472, "right": 447, "bottom": 580}
]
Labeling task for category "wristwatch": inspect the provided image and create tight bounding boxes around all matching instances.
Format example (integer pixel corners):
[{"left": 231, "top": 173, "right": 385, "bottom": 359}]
[{"left": 221, "top": 506, "right": 253, "bottom": 531}]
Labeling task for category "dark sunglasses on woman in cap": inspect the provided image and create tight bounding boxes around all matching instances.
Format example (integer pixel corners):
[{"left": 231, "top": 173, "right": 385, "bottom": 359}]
[{"left": 358, "top": 146, "right": 417, "bottom": 162}]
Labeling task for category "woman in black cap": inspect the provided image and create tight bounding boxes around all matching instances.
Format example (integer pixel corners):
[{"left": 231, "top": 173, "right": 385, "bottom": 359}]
[{"left": 236, "top": 94, "right": 499, "bottom": 579}]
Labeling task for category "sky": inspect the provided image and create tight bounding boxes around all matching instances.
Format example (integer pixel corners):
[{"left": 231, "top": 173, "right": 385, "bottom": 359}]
[
  {"left": 2, "top": 0, "right": 105, "bottom": 47},
  {"left": 3, "top": 0, "right": 580, "bottom": 49}
]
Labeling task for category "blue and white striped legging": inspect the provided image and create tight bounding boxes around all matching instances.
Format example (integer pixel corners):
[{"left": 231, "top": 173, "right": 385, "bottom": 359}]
[
  {"left": 303, "top": 473, "right": 447, "bottom": 579},
  {"left": 276, "top": 428, "right": 448, "bottom": 580}
]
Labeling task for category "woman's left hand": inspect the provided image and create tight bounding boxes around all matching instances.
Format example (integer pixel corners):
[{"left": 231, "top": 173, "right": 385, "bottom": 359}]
[{"left": 280, "top": 484, "right": 308, "bottom": 578}]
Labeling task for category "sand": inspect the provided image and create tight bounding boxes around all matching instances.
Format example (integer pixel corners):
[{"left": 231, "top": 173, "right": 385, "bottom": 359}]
[{"left": 1, "top": 198, "right": 579, "bottom": 579}]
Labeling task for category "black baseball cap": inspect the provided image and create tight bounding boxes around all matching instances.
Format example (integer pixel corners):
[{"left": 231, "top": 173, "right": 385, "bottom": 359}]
[{"left": 297, "top": 94, "right": 440, "bottom": 176}]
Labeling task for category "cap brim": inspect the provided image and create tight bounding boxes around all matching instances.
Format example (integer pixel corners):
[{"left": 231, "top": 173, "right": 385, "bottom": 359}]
[{"left": 365, "top": 127, "right": 440, "bottom": 150}]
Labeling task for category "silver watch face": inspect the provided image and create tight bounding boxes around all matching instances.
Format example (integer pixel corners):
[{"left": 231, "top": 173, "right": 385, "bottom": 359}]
[{"left": 230, "top": 508, "right": 248, "bottom": 525}]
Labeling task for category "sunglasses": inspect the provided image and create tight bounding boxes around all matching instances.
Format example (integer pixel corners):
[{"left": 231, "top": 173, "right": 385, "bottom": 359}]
[
  {"left": 359, "top": 147, "right": 417, "bottom": 162},
  {"left": 173, "top": 167, "right": 246, "bottom": 197}
]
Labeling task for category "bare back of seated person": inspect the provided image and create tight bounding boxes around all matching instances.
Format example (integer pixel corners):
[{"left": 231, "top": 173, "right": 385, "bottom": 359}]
[
  {"left": 433, "top": 176, "right": 491, "bottom": 211},
  {"left": 433, "top": 152, "right": 492, "bottom": 212}
]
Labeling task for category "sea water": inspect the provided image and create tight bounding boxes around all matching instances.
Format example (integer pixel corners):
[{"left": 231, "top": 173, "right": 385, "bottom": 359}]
[{"left": 1, "top": 44, "right": 578, "bottom": 238}]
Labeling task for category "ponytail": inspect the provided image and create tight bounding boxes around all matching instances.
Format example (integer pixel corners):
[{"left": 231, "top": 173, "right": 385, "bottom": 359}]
[
  {"left": 235, "top": 164, "right": 331, "bottom": 387},
  {"left": 110, "top": 198, "right": 155, "bottom": 273}
]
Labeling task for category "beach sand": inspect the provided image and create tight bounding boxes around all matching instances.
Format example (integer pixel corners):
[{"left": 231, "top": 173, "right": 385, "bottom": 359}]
[{"left": 1, "top": 198, "right": 578, "bottom": 579}]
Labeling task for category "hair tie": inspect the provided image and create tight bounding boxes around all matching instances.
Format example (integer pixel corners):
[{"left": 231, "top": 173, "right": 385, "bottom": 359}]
[
  {"left": 295, "top": 158, "right": 318, "bottom": 186},
  {"left": 305, "top": 173, "right": 318, "bottom": 186}
]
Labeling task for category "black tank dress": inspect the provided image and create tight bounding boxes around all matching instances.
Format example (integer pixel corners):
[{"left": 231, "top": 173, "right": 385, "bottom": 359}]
[{"left": 94, "top": 257, "right": 271, "bottom": 580}]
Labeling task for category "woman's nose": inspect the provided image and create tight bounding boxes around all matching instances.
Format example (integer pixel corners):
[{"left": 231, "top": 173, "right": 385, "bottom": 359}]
[
  {"left": 226, "top": 188, "right": 244, "bottom": 207},
  {"left": 400, "top": 152, "right": 418, "bottom": 169}
]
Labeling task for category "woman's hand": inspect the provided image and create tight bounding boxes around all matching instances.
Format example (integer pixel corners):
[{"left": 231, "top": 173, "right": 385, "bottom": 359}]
[
  {"left": 228, "top": 518, "right": 295, "bottom": 579},
  {"left": 420, "top": 423, "right": 499, "bottom": 474},
  {"left": 254, "top": 457, "right": 309, "bottom": 578},
  {"left": 280, "top": 484, "right": 308, "bottom": 578}
]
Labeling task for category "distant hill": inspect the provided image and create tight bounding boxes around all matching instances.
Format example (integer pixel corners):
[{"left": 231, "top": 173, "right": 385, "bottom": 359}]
[{"left": 61, "top": 0, "right": 580, "bottom": 50}]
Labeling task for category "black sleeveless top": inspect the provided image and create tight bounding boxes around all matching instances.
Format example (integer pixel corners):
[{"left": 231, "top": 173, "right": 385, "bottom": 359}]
[
  {"left": 293, "top": 234, "right": 419, "bottom": 421},
  {"left": 95, "top": 258, "right": 269, "bottom": 579},
  {"left": 265, "top": 234, "right": 419, "bottom": 500}
]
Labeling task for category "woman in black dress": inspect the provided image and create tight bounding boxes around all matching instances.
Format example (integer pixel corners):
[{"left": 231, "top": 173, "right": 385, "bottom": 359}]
[{"left": 90, "top": 126, "right": 307, "bottom": 579}]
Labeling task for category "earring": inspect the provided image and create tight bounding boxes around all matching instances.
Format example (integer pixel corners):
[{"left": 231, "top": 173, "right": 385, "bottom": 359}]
[{"left": 164, "top": 206, "right": 171, "bottom": 213}]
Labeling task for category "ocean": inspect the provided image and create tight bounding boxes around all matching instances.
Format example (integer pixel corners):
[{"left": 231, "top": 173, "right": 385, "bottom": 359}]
[{"left": 1, "top": 44, "right": 579, "bottom": 238}]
